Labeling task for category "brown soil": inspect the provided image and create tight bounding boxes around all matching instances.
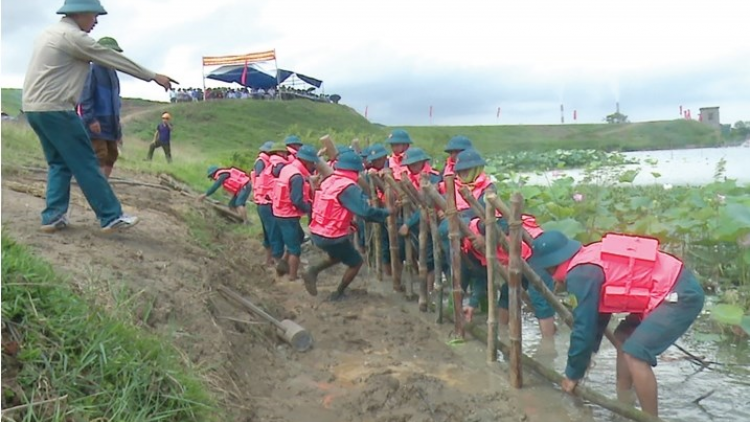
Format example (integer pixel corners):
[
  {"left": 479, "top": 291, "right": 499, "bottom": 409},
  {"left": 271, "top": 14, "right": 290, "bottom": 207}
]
[{"left": 0, "top": 167, "right": 577, "bottom": 422}]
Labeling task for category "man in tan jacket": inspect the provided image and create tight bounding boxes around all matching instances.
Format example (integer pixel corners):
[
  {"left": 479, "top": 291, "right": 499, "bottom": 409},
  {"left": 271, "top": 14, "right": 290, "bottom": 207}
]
[{"left": 22, "top": 0, "right": 177, "bottom": 234}]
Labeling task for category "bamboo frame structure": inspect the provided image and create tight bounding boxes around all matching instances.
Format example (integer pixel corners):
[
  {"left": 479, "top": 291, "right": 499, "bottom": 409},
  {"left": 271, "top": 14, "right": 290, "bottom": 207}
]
[{"left": 384, "top": 169, "right": 403, "bottom": 292}]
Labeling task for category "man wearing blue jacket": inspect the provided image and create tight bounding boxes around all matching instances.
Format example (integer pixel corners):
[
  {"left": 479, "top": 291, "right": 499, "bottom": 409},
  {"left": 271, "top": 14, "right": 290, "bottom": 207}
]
[{"left": 78, "top": 36, "right": 123, "bottom": 179}]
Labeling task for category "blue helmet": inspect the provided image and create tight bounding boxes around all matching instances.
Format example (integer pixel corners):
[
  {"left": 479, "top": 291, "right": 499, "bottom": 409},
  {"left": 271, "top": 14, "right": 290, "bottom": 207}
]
[
  {"left": 284, "top": 135, "right": 302, "bottom": 146},
  {"left": 336, "top": 145, "right": 353, "bottom": 155},
  {"left": 335, "top": 150, "right": 364, "bottom": 172},
  {"left": 366, "top": 143, "right": 388, "bottom": 163},
  {"left": 402, "top": 147, "right": 431, "bottom": 166},
  {"left": 454, "top": 148, "right": 487, "bottom": 172},
  {"left": 527, "top": 230, "right": 582, "bottom": 269},
  {"left": 445, "top": 135, "right": 473, "bottom": 152},
  {"left": 259, "top": 141, "right": 274, "bottom": 152},
  {"left": 207, "top": 165, "right": 219, "bottom": 177},
  {"left": 359, "top": 145, "right": 371, "bottom": 159},
  {"left": 296, "top": 144, "right": 319, "bottom": 163},
  {"left": 386, "top": 129, "right": 412, "bottom": 145}
]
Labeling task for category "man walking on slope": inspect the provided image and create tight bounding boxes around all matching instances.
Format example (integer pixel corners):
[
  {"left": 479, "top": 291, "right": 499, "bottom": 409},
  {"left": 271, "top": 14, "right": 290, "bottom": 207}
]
[{"left": 23, "top": 0, "right": 177, "bottom": 233}]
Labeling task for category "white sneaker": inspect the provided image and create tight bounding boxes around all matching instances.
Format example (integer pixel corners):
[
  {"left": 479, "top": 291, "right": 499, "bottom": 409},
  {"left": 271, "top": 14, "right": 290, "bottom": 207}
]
[
  {"left": 40, "top": 215, "right": 69, "bottom": 233},
  {"left": 101, "top": 214, "right": 140, "bottom": 234}
]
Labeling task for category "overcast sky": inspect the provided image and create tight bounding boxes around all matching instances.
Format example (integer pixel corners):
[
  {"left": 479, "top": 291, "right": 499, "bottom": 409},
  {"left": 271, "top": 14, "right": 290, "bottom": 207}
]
[{"left": 2, "top": 0, "right": 748, "bottom": 125}]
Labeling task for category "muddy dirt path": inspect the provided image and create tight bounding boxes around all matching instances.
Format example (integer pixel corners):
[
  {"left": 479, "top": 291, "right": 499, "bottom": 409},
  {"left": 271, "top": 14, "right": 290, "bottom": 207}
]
[{"left": 1, "top": 168, "right": 594, "bottom": 422}]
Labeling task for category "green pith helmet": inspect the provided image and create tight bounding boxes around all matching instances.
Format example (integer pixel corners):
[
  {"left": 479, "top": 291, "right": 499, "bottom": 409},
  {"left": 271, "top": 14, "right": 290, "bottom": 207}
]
[
  {"left": 335, "top": 150, "right": 364, "bottom": 172},
  {"left": 267, "top": 142, "right": 288, "bottom": 154},
  {"left": 207, "top": 165, "right": 219, "bottom": 177},
  {"left": 98, "top": 36, "right": 123, "bottom": 52},
  {"left": 284, "top": 135, "right": 302, "bottom": 146},
  {"left": 453, "top": 148, "right": 486, "bottom": 172},
  {"left": 402, "top": 147, "right": 431, "bottom": 166},
  {"left": 57, "top": 0, "right": 108, "bottom": 15},
  {"left": 445, "top": 135, "right": 473, "bottom": 152},
  {"left": 259, "top": 141, "right": 274, "bottom": 152},
  {"left": 527, "top": 230, "right": 582, "bottom": 269},
  {"left": 386, "top": 129, "right": 412, "bottom": 145}
]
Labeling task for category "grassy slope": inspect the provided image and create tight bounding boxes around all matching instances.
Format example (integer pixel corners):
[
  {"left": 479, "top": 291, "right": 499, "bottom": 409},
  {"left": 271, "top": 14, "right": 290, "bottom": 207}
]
[{"left": 1, "top": 235, "right": 215, "bottom": 421}]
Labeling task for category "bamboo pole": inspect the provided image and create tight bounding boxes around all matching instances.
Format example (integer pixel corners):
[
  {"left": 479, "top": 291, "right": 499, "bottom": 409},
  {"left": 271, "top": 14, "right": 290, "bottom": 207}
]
[
  {"left": 461, "top": 321, "right": 664, "bottom": 422},
  {"left": 444, "top": 175, "right": 465, "bottom": 339},
  {"left": 508, "top": 192, "right": 524, "bottom": 388},
  {"left": 418, "top": 201, "right": 430, "bottom": 311},
  {"left": 485, "top": 195, "right": 498, "bottom": 364},
  {"left": 402, "top": 190, "right": 416, "bottom": 300},
  {"left": 424, "top": 186, "right": 445, "bottom": 322},
  {"left": 384, "top": 169, "right": 403, "bottom": 292},
  {"left": 368, "top": 176, "right": 383, "bottom": 281}
]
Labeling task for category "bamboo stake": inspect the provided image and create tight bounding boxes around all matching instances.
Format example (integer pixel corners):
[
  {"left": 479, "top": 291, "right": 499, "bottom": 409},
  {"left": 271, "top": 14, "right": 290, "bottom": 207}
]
[
  {"left": 508, "top": 192, "right": 524, "bottom": 388},
  {"left": 418, "top": 194, "right": 430, "bottom": 311},
  {"left": 425, "top": 191, "right": 445, "bottom": 323},
  {"left": 461, "top": 321, "right": 665, "bottom": 422},
  {"left": 485, "top": 195, "right": 498, "bottom": 364},
  {"left": 369, "top": 176, "right": 384, "bottom": 281},
  {"left": 444, "top": 175, "right": 465, "bottom": 339},
  {"left": 402, "top": 191, "right": 416, "bottom": 300},
  {"left": 384, "top": 169, "right": 403, "bottom": 292}
]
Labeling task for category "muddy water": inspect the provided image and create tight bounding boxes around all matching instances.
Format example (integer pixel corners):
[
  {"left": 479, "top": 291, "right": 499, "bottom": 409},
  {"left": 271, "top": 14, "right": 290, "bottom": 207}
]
[{"left": 516, "top": 312, "right": 750, "bottom": 422}]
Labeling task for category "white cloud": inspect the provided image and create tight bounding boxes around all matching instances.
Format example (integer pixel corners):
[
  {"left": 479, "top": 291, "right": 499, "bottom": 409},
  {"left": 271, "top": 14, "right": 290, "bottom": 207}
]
[{"left": 2, "top": 0, "right": 748, "bottom": 125}]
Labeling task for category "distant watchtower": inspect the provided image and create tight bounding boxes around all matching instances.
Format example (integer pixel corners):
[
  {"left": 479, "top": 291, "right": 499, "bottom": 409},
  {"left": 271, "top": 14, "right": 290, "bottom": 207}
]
[{"left": 699, "top": 106, "right": 720, "bottom": 128}]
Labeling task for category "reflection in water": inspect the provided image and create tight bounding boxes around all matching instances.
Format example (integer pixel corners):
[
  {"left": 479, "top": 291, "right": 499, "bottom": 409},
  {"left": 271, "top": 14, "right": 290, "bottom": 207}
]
[{"left": 519, "top": 147, "right": 750, "bottom": 186}]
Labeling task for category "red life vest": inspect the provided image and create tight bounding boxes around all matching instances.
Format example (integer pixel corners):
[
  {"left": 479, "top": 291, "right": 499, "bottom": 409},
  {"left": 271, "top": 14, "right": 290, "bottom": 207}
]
[
  {"left": 461, "top": 218, "right": 534, "bottom": 266},
  {"left": 309, "top": 171, "right": 358, "bottom": 238},
  {"left": 566, "top": 233, "right": 683, "bottom": 316},
  {"left": 251, "top": 153, "right": 271, "bottom": 196},
  {"left": 214, "top": 167, "right": 250, "bottom": 195},
  {"left": 454, "top": 173, "right": 492, "bottom": 212},
  {"left": 287, "top": 146, "right": 298, "bottom": 157},
  {"left": 254, "top": 155, "right": 287, "bottom": 205},
  {"left": 272, "top": 159, "right": 312, "bottom": 218},
  {"left": 407, "top": 163, "right": 440, "bottom": 188},
  {"left": 443, "top": 157, "right": 456, "bottom": 177},
  {"left": 389, "top": 153, "right": 407, "bottom": 181}
]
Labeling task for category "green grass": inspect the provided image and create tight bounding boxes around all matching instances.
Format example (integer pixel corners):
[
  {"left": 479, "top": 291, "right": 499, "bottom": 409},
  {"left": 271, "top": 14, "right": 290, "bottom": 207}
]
[
  {"left": 0, "top": 235, "right": 217, "bottom": 422},
  {"left": 2, "top": 88, "right": 23, "bottom": 115}
]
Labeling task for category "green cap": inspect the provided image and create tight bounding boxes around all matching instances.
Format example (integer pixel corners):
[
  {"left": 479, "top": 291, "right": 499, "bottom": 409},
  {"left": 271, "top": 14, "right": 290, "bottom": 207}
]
[
  {"left": 57, "top": 0, "right": 108, "bottom": 15},
  {"left": 98, "top": 37, "right": 123, "bottom": 52}
]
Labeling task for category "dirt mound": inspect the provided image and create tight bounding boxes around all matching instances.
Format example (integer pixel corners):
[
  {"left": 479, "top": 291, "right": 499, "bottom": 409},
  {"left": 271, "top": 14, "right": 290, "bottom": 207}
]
[{"left": 1, "top": 168, "right": 531, "bottom": 421}]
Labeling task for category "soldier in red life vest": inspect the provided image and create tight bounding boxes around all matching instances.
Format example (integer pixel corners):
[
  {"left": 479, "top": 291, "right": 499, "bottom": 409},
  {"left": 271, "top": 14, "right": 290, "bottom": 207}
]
[
  {"left": 284, "top": 135, "right": 303, "bottom": 158},
  {"left": 529, "top": 230, "right": 705, "bottom": 417},
  {"left": 198, "top": 165, "right": 252, "bottom": 223},
  {"left": 272, "top": 145, "right": 319, "bottom": 280},
  {"left": 256, "top": 142, "right": 291, "bottom": 265},
  {"left": 460, "top": 214, "right": 557, "bottom": 337},
  {"left": 397, "top": 147, "right": 442, "bottom": 311},
  {"left": 303, "top": 151, "right": 395, "bottom": 301},
  {"left": 441, "top": 135, "right": 473, "bottom": 177},
  {"left": 251, "top": 141, "right": 275, "bottom": 265},
  {"left": 385, "top": 129, "right": 412, "bottom": 181}
]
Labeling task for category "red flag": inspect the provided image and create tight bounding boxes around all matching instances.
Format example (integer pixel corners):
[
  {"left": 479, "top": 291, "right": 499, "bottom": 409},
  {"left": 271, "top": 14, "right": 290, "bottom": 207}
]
[
  {"left": 496, "top": 107, "right": 501, "bottom": 118},
  {"left": 429, "top": 105, "right": 433, "bottom": 117},
  {"left": 240, "top": 59, "right": 249, "bottom": 86},
  {"left": 364, "top": 105, "right": 369, "bottom": 119},
  {"left": 573, "top": 110, "right": 577, "bottom": 121}
]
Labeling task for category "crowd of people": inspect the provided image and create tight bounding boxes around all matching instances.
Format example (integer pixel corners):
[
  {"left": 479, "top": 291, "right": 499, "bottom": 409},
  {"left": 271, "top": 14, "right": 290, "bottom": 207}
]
[
  {"left": 169, "top": 86, "right": 335, "bottom": 103},
  {"left": 201, "top": 129, "right": 705, "bottom": 418}
]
